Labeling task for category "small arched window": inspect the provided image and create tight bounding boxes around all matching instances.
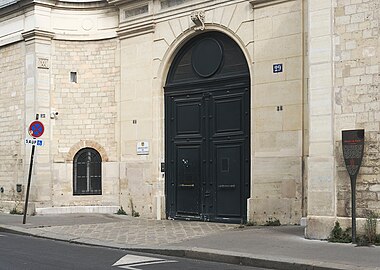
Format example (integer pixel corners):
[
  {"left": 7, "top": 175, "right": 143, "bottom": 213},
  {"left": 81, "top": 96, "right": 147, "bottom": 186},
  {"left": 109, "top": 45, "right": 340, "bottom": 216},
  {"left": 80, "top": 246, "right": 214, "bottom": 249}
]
[{"left": 73, "top": 148, "right": 102, "bottom": 195}]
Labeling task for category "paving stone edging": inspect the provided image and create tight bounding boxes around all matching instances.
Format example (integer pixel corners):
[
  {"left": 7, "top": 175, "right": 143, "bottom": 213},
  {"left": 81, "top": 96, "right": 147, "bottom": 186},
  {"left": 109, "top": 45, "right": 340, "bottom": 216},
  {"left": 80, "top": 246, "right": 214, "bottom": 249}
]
[
  {"left": 126, "top": 247, "right": 359, "bottom": 270},
  {"left": 0, "top": 225, "right": 368, "bottom": 270}
]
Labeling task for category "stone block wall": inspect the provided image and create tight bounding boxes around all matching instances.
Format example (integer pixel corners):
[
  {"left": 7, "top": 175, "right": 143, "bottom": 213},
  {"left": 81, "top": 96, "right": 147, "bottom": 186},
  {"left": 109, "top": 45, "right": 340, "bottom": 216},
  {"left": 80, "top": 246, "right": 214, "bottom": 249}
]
[
  {"left": 50, "top": 38, "right": 120, "bottom": 207},
  {"left": 51, "top": 39, "right": 119, "bottom": 161},
  {"left": 250, "top": 0, "right": 306, "bottom": 225},
  {"left": 0, "top": 42, "right": 25, "bottom": 212},
  {"left": 334, "top": 0, "right": 380, "bottom": 218},
  {"left": 119, "top": 32, "right": 156, "bottom": 217},
  {"left": 306, "top": 0, "right": 337, "bottom": 239},
  {"left": 307, "top": 0, "right": 380, "bottom": 239}
]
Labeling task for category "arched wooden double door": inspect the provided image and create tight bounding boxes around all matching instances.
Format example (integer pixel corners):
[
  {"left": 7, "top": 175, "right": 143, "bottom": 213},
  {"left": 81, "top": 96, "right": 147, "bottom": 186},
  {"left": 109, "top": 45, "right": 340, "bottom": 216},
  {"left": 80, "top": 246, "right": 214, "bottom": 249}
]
[{"left": 165, "top": 32, "right": 250, "bottom": 223}]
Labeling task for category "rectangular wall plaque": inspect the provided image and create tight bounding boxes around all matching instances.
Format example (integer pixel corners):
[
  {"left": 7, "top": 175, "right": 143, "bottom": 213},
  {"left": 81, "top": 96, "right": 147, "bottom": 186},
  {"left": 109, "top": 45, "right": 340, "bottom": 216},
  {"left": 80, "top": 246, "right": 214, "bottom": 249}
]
[
  {"left": 137, "top": 141, "right": 149, "bottom": 155},
  {"left": 37, "top": 58, "right": 49, "bottom": 69}
]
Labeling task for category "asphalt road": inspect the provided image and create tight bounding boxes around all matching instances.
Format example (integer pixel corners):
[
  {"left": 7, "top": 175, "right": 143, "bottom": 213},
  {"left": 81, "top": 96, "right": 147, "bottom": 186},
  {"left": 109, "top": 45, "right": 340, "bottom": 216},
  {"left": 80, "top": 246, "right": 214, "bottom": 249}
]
[{"left": 0, "top": 232, "right": 271, "bottom": 270}]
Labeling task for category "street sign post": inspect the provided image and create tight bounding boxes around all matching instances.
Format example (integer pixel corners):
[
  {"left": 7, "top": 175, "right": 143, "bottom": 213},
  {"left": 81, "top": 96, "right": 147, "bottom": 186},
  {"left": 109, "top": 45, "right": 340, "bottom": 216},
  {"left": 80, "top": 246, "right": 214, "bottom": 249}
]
[
  {"left": 23, "top": 116, "right": 45, "bottom": 224},
  {"left": 342, "top": 129, "right": 364, "bottom": 243}
]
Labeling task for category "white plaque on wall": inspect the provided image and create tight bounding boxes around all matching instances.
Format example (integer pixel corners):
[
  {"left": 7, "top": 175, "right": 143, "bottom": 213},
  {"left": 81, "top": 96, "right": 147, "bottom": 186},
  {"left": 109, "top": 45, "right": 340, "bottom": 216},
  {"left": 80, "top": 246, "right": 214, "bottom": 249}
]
[{"left": 137, "top": 141, "right": 149, "bottom": 155}]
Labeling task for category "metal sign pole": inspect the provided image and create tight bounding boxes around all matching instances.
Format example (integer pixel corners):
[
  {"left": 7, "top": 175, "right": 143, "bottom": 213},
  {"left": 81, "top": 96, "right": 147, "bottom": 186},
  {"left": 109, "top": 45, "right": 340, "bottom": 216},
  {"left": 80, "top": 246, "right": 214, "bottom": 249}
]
[
  {"left": 23, "top": 143, "right": 36, "bottom": 224},
  {"left": 23, "top": 114, "right": 39, "bottom": 224},
  {"left": 350, "top": 175, "right": 357, "bottom": 243}
]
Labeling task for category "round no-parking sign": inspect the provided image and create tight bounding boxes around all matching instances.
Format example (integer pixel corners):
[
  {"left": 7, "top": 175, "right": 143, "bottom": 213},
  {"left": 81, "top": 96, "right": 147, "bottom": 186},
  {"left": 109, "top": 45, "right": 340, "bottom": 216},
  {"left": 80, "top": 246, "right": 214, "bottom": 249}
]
[{"left": 28, "top": 121, "right": 44, "bottom": 138}]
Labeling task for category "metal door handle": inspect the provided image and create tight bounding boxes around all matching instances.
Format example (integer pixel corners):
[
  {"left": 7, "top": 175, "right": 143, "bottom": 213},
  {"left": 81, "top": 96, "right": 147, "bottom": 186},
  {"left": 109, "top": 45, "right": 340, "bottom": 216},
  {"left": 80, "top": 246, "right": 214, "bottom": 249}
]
[
  {"left": 179, "top": 184, "right": 195, "bottom": 187},
  {"left": 218, "top": 184, "right": 236, "bottom": 189}
]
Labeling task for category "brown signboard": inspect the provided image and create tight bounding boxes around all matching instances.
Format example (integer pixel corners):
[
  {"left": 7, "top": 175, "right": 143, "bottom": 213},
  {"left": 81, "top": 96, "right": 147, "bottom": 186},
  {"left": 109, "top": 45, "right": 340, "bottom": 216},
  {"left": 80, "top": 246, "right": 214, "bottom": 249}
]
[
  {"left": 342, "top": 129, "right": 364, "bottom": 177},
  {"left": 341, "top": 129, "right": 364, "bottom": 243}
]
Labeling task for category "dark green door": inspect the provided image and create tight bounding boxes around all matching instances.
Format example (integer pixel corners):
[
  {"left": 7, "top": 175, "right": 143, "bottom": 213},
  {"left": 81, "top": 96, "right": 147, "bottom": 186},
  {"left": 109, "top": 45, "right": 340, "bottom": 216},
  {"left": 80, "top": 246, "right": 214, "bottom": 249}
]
[{"left": 165, "top": 32, "right": 250, "bottom": 223}]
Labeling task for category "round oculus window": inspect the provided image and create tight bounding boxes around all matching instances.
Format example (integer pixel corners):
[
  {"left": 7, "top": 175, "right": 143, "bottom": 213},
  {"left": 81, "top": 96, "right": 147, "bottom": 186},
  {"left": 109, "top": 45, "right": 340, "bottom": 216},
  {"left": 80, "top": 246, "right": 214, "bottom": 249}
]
[{"left": 191, "top": 38, "right": 223, "bottom": 78}]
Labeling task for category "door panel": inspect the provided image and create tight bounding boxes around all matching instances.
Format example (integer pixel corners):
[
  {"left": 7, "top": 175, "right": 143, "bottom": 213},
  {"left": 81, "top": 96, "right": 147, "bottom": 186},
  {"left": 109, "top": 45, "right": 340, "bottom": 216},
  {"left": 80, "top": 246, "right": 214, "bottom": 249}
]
[
  {"left": 167, "top": 93, "right": 205, "bottom": 219},
  {"left": 175, "top": 144, "right": 202, "bottom": 216},
  {"left": 214, "top": 142, "right": 243, "bottom": 218},
  {"left": 175, "top": 99, "right": 202, "bottom": 137},
  {"left": 208, "top": 90, "right": 248, "bottom": 221},
  {"left": 214, "top": 96, "right": 243, "bottom": 135},
  {"left": 166, "top": 86, "right": 249, "bottom": 223},
  {"left": 210, "top": 91, "right": 246, "bottom": 136}
]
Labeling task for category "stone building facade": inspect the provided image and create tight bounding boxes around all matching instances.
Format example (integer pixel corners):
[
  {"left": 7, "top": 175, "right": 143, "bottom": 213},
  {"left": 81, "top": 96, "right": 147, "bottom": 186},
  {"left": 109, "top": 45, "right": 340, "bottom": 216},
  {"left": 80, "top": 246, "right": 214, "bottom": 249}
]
[
  {"left": 306, "top": 0, "right": 380, "bottom": 238},
  {"left": 0, "top": 0, "right": 378, "bottom": 239}
]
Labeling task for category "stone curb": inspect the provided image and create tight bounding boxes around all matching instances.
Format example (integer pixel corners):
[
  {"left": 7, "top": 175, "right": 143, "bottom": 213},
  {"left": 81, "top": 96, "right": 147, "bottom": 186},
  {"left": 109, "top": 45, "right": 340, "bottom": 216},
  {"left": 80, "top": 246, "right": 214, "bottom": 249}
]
[
  {"left": 0, "top": 225, "right": 372, "bottom": 270},
  {"left": 125, "top": 247, "right": 366, "bottom": 270}
]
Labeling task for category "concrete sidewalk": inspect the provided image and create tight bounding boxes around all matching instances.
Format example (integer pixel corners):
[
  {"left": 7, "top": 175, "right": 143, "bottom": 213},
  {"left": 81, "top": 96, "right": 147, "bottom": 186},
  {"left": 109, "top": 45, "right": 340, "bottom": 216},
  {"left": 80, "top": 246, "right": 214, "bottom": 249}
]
[{"left": 1, "top": 213, "right": 379, "bottom": 270}]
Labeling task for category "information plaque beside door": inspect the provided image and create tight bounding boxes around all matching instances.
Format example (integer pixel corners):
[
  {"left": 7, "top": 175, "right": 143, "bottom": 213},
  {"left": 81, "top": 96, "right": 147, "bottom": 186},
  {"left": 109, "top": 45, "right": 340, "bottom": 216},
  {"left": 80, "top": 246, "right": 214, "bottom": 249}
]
[{"left": 137, "top": 141, "right": 149, "bottom": 155}]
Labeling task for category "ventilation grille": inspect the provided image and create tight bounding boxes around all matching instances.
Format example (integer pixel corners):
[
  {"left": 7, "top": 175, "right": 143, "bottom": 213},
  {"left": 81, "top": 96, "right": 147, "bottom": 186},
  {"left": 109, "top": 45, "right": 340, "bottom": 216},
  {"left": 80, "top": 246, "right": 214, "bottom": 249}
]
[
  {"left": 124, "top": 5, "right": 148, "bottom": 19},
  {"left": 161, "top": 0, "right": 187, "bottom": 9}
]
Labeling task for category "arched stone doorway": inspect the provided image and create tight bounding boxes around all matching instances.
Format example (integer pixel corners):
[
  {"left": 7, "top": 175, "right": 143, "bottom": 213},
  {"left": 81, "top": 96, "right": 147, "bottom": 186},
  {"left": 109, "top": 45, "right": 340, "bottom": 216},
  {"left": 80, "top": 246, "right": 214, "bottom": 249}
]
[{"left": 165, "top": 31, "right": 250, "bottom": 223}]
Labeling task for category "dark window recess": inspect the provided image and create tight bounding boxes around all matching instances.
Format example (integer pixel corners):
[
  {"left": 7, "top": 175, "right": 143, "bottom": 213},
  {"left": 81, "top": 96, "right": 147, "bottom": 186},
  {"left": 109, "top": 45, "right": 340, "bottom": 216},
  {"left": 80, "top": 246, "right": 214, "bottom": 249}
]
[
  {"left": 124, "top": 5, "right": 148, "bottom": 19},
  {"left": 73, "top": 148, "right": 102, "bottom": 195},
  {"left": 161, "top": 0, "right": 187, "bottom": 9},
  {"left": 70, "top": 72, "right": 77, "bottom": 83}
]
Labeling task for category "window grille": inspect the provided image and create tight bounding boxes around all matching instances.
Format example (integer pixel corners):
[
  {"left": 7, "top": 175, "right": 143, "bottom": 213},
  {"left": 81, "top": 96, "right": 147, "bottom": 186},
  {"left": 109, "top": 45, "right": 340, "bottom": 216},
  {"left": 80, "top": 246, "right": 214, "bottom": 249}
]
[{"left": 73, "top": 148, "right": 102, "bottom": 195}]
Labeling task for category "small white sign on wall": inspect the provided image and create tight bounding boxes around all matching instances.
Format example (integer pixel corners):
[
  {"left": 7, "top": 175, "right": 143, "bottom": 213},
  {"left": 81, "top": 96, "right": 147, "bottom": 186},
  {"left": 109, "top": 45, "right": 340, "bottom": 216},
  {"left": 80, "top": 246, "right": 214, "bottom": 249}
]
[{"left": 137, "top": 141, "right": 149, "bottom": 155}]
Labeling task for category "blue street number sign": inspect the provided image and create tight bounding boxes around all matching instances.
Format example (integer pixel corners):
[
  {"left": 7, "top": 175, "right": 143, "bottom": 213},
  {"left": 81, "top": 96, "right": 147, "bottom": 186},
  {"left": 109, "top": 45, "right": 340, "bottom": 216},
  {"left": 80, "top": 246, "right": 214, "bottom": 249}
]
[{"left": 273, "top": 63, "right": 283, "bottom": 73}]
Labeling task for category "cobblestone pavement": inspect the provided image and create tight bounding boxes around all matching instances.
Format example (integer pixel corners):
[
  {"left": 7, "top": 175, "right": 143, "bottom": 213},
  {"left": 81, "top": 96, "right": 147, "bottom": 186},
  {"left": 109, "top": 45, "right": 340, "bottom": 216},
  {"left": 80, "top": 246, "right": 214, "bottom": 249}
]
[
  {"left": 2, "top": 214, "right": 380, "bottom": 269},
  {"left": 36, "top": 217, "right": 237, "bottom": 246}
]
